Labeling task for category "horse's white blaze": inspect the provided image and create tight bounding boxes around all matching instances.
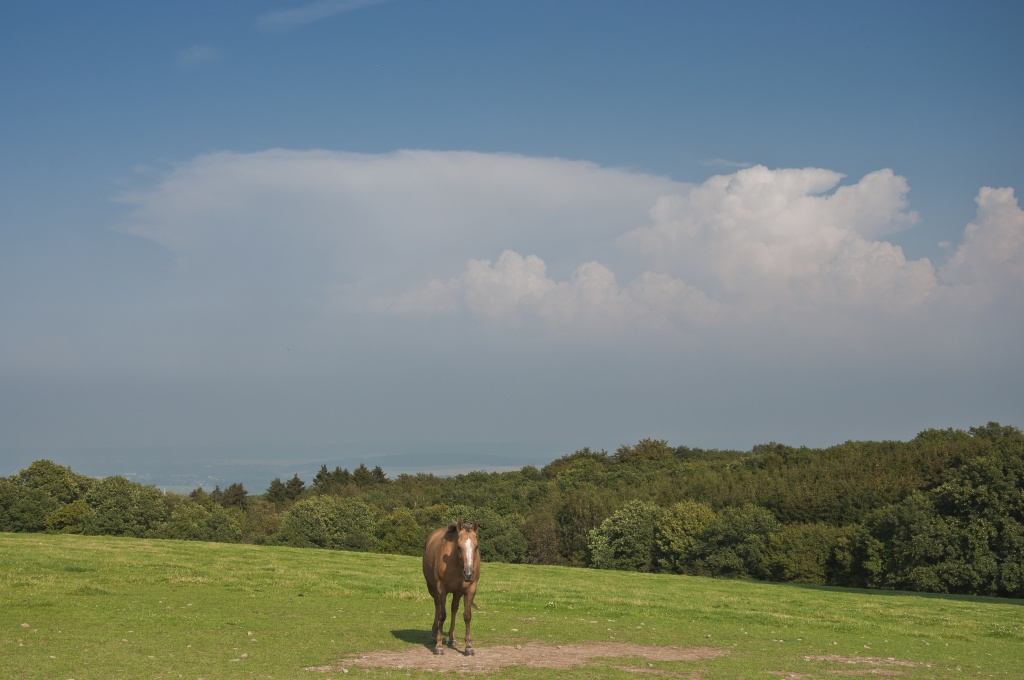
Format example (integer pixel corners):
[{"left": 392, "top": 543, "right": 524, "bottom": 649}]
[{"left": 463, "top": 538, "right": 474, "bottom": 572}]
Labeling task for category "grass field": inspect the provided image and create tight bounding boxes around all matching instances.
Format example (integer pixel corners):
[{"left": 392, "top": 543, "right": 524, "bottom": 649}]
[{"left": 2, "top": 533, "right": 1021, "bottom": 679}]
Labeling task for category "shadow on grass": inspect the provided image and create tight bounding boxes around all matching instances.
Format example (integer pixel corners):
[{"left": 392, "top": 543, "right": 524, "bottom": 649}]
[
  {"left": 779, "top": 580, "right": 1024, "bottom": 606},
  {"left": 391, "top": 629, "right": 435, "bottom": 649}
]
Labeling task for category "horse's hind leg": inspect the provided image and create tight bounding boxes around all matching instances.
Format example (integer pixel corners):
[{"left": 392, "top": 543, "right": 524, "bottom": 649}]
[{"left": 447, "top": 593, "right": 461, "bottom": 647}]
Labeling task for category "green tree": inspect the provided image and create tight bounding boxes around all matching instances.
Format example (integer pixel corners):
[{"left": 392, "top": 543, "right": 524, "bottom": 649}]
[
  {"left": 313, "top": 465, "right": 353, "bottom": 495},
  {"left": 614, "top": 438, "right": 675, "bottom": 463},
  {"left": 522, "top": 507, "right": 562, "bottom": 565},
  {"left": 0, "top": 479, "right": 57, "bottom": 532},
  {"left": 765, "top": 522, "right": 843, "bottom": 585},
  {"left": 588, "top": 500, "right": 666, "bottom": 572},
  {"left": 352, "top": 463, "right": 381, "bottom": 488},
  {"left": 243, "top": 498, "right": 283, "bottom": 544},
  {"left": 83, "top": 476, "right": 169, "bottom": 537},
  {"left": 275, "top": 495, "right": 377, "bottom": 550},
  {"left": 692, "top": 503, "right": 781, "bottom": 579},
  {"left": 472, "top": 507, "right": 528, "bottom": 564},
  {"left": 14, "top": 459, "right": 94, "bottom": 504},
  {"left": 555, "top": 485, "right": 612, "bottom": 566},
  {"left": 374, "top": 507, "right": 423, "bottom": 556},
  {"left": 860, "top": 424, "right": 1024, "bottom": 596},
  {"left": 220, "top": 482, "right": 248, "bottom": 509},
  {"left": 285, "top": 474, "right": 306, "bottom": 500},
  {"left": 265, "top": 478, "right": 289, "bottom": 507},
  {"left": 189, "top": 487, "right": 213, "bottom": 507},
  {"left": 162, "top": 498, "right": 243, "bottom": 542},
  {"left": 44, "top": 499, "right": 94, "bottom": 534},
  {"left": 656, "top": 500, "right": 717, "bottom": 573}
]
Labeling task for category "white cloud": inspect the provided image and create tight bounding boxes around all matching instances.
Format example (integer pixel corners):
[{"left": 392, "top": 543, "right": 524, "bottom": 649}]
[
  {"left": 940, "top": 187, "right": 1024, "bottom": 289},
  {"left": 617, "top": 166, "right": 922, "bottom": 301},
  {"left": 116, "top": 149, "right": 677, "bottom": 293},
  {"left": 701, "top": 158, "right": 755, "bottom": 169},
  {"left": 257, "top": 0, "right": 392, "bottom": 32},
  {"left": 115, "top": 150, "right": 1023, "bottom": 355},
  {"left": 385, "top": 164, "right": 949, "bottom": 342}
]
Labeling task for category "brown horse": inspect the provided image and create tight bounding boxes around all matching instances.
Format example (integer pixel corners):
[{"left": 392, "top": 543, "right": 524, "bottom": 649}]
[{"left": 422, "top": 520, "right": 480, "bottom": 656}]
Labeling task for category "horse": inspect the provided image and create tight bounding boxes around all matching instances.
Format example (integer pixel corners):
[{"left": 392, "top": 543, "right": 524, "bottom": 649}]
[{"left": 422, "top": 520, "right": 480, "bottom": 656}]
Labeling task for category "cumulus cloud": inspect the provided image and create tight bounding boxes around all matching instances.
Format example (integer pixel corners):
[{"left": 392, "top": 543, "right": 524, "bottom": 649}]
[
  {"left": 617, "top": 166, "right": 922, "bottom": 297},
  {"left": 941, "top": 187, "right": 1024, "bottom": 288},
  {"left": 116, "top": 150, "right": 1023, "bottom": 354}
]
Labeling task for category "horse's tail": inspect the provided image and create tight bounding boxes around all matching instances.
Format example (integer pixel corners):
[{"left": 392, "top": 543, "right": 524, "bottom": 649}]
[{"left": 472, "top": 600, "right": 481, "bottom": 611}]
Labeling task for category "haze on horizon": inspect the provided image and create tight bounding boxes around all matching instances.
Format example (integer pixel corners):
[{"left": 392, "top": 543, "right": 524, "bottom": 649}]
[{"left": 2, "top": 1, "right": 1022, "bottom": 480}]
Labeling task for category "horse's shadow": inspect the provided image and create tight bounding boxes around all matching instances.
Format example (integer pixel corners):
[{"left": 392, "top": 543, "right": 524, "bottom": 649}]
[
  {"left": 391, "top": 629, "right": 435, "bottom": 650},
  {"left": 391, "top": 629, "right": 471, "bottom": 655}
]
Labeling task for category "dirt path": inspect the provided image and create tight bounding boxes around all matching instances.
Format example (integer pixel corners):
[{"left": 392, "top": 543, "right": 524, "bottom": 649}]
[
  {"left": 307, "top": 642, "right": 728, "bottom": 674},
  {"left": 308, "top": 644, "right": 936, "bottom": 677}
]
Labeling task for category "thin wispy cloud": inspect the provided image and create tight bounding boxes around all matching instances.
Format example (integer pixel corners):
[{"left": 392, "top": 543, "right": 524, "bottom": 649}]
[
  {"left": 174, "top": 44, "right": 221, "bottom": 68},
  {"left": 257, "top": 0, "right": 392, "bottom": 32},
  {"left": 701, "top": 158, "right": 755, "bottom": 169}
]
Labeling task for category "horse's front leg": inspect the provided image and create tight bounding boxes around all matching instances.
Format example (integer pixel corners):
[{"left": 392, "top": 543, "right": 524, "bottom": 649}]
[
  {"left": 447, "top": 592, "right": 461, "bottom": 647},
  {"left": 431, "top": 591, "right": 447, "bottom": 655},
  {"left": 463, "top": 589, "right": 475, "bottom": 656}
]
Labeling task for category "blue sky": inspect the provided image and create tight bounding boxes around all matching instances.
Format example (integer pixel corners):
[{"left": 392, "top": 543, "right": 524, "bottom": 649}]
[{"left": 2, "top": 1, "right": 1023, "bottom": 477}]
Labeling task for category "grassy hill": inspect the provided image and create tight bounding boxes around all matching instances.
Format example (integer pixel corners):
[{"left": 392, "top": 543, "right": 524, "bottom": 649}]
[{"left": 2, "top": 533, "right": 1021, "bottom": 678}]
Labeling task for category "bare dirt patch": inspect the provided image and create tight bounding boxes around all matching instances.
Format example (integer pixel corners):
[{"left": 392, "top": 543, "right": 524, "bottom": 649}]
[
  {"left": 769, "top": 671, "right": 909, "bottom": 679},
  {"left": 307, "top": 642, "right": 727, "bottom": 674},
  {"left": 804, "top": 655, "right": 932, "bottom": 668},
  {"left": 762, "top": 654, "right": 935, "bottom": 680}
]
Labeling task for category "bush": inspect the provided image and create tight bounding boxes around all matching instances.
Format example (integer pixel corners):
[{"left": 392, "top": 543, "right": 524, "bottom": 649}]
[
  {"left": 765, "top": 522, "right": 843, "bottom": 584},
  {"left": 374, "top": 507, "right": 423, "bottom": 556},
  {"left": 162, "top": 499, "right": 243, "bottom": 543},
  {"left": 14, "top": 459, "right": 94, "bottom": 504},
  {"left": 44, "top": 499, "right": 94, "bottom": 534},
  {"left": 275, "top": 495, "right": 378, "bottom": 550},
  {"left": 83, "top": 476, "right": 169, "bottom": 538},
  {"left": 243, "top": 498, "right": 283, "bottom": 544},
  {"left": 588, "top": 500, "right": 666, "bottom": 572},
  {"left": 692, "top": 504, "right": 781, "bottom": 579},
  {"left": 0, "top": 480, "right": 57, "bottom": 532},
  {"left": 656, "top": 500, "right": 717, "bottom": 574}
]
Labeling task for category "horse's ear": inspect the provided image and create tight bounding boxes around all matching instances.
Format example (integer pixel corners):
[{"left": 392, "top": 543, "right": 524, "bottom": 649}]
[{"left": 471, "top": 522, "right": 479, "bottom": 532}]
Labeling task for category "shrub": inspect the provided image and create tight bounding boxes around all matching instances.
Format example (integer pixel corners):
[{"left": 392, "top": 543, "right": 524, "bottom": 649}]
[
  {"left": 44, "top": 499, "right": 94, "bottom": 534},
  {"left": 374, "top": 507, "right": 423, "bottom": 556},
  {"left": 275, "top": 495, "right": 377, "bottom": 550},
  {"left": 656, "top": 500, "right": 717, "bottom": 574},
  {"left": 692, "top": 503, "right": 781, "bottom": 579},
  {"left": 765, "top": 522, "right": 843, "bottom": 585},
  {"left": 84, "top": 476, "right": 169, "bottom": 538},
  {"left": 588, "top": 500, "right": 666, "bottom": 572},
  {"left": 162, "top": 499, "right": 243, "bottom": 543}
]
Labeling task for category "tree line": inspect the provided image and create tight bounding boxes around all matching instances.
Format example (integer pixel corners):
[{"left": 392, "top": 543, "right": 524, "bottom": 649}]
[{"left": 2, "top": 422, "right": 1022, "bottom": 598}]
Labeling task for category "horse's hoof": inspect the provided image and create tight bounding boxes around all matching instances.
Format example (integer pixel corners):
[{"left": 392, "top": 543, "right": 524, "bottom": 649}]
[
  {"left": 464, "top": 647, "right": 475, "bottom": 657},
  {"left": 433, "top": 646, "right": 444, "bottom": 656}
]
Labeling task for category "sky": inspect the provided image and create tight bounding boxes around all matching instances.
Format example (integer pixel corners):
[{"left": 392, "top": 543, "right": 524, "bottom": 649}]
[{"left": 2, "top": 1, "right": 1023, "bottom": 481}]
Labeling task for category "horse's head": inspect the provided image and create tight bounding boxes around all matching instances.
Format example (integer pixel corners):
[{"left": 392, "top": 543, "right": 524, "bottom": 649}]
[{"left": 452, "top": 520, "right": 479, "bottom": 582}]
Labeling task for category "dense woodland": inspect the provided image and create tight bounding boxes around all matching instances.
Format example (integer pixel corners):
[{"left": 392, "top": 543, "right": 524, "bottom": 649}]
[{"left": 3, "top": 422, "right": 1023, "bottom": 599}]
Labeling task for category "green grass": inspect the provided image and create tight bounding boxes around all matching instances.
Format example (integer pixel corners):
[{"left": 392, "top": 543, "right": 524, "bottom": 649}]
[{"left": 1, "top": 533, "right": 1021, "bottom": 679}]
